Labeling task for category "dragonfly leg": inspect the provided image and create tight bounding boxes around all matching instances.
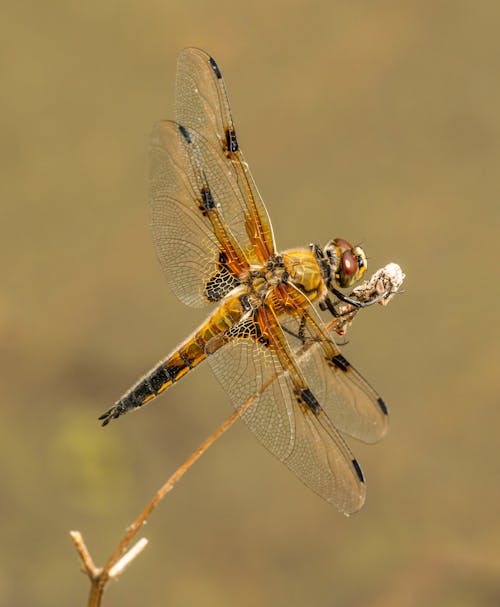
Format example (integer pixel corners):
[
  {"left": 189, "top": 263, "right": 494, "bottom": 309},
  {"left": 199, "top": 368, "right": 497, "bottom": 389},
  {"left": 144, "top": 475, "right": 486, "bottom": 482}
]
[
  {"left": 281, "top": 312, "right": 308, "bottom": 345},
  {"left": 329, "top": 286, "right": 390, "bottom": 309},
  {"left": 319, "top": 295, "right": 342, "bottom": 317}
]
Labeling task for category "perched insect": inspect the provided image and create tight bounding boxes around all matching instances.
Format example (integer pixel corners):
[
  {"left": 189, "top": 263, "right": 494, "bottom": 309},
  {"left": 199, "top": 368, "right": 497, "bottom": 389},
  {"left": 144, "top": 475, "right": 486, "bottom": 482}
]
[{"left": 100, "top": 48, "right": 398, "bottom": 514}]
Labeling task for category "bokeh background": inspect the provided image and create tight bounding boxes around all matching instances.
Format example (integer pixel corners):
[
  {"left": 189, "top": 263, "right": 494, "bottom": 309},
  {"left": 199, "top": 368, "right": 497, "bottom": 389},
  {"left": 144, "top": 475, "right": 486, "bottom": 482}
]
[{"left": 2, "top": 1, "right": 499, "bottom": 605}]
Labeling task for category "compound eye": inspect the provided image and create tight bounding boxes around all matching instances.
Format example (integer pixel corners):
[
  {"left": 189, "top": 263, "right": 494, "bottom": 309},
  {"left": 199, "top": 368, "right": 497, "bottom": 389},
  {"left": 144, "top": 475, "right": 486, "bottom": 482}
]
[
  {"left": 341, "top": 250, "right": 358, "bottom": 277},
  {"left": 333, "top": 237, "right": 353, "bottom": 251}
]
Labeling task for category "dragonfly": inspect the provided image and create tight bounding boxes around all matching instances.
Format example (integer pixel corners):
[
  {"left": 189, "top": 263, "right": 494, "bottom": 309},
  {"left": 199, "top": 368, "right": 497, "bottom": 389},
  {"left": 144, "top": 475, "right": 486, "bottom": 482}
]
[{"left": 100, "top": 48, "right": 394, "bottom": 514}]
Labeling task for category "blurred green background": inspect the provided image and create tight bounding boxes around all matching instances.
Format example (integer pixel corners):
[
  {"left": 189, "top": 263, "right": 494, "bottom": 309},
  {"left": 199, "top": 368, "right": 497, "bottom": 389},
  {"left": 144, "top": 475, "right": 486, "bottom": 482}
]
[{"left": 2, "top": 1, "right": 499, "bottom": 605}]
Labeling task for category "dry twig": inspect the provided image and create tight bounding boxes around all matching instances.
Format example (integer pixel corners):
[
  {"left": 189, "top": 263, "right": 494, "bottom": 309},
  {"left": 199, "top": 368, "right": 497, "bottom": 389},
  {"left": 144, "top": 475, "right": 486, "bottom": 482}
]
[{"left": 71, "top": 396, "right": 258, "bottom": 606}]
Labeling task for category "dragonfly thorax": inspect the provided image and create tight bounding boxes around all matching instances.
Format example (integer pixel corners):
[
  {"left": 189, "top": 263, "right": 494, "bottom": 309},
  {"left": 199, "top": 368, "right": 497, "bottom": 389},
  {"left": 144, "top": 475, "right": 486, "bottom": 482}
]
[
  {"left": 322, "top": 238, "right": 367, "bottom": 289},
  {"left": 243, "top": 255, "right": 289, "bottom": 302}
]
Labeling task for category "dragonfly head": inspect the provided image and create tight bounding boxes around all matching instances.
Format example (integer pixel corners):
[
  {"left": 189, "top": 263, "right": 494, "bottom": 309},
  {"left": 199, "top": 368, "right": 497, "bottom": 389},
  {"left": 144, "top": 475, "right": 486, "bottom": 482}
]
[{"left": 324, "top": 238, "right": 367, "bottom": 288}]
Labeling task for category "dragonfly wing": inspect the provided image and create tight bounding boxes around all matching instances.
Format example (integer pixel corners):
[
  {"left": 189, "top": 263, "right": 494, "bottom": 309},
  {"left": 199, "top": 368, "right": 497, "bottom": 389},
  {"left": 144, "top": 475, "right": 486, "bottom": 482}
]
[
  {"left": 175, "top": 47, "right": 276, "bottom": 261},
  {"left": 150, "top": 120, "right": 254, "bottom": 307},
  {"left": 278, "top": 291, "right": 388, "bottom": 444},
  {"left": 207, "top": 310, "right": 366, "bottom": 514}
]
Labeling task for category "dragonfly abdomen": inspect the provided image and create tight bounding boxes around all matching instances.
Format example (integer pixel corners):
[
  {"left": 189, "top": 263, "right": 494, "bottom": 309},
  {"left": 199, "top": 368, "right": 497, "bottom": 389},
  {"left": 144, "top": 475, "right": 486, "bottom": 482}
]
[
  {"left": 99, "top": 294, "right": 247, "bottom": 426},
  {"left": 99, "top": 351, "right": 200, "bottom": 426}
]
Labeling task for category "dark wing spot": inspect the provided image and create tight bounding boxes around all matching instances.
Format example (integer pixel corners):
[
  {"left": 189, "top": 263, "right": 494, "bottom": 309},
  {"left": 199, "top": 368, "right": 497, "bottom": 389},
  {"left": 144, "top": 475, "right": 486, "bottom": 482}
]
[
  {"left": 300, "top": 388, "right": 320, "bottom": 414},
  {"left": 200, "top": 186, "right": 216, "bottom": 211},
  {"left": 331, "top": 353, "right": 350, "bottom": 372},
  {"left": 204, "top": 267, "right": 239, "bottom": 302},
  {"left": 209, "top": 56, "right": 222, "bottom": 79},
  {"left": 178, "top": 124, "right": 192, "bottom": 143},
  {"left": 377, "top": 397, "right": 389, "bottom": 415},
  {"left": 225, "top": 128, "right": 239, "bottom": 153},
  {"left": 352, "top": 459, "right": 365, "bottom": 483},
  {"left": 204, "top": 251, "right": 240, "bottom": 302},
  {"left": 224, "top": 314, "right": 267, "bottom": 344}
]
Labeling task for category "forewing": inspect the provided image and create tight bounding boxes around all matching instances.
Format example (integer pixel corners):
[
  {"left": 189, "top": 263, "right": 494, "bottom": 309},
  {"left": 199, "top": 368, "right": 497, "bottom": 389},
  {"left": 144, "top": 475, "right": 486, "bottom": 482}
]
[
  {"left": 150, "top": 120, "right": 251, "bottom": 307},
  {"left": 279, "top": 291, "right": 388, "bottom": 444},
  {"left": 207, "top": 312, "right": 366, "bottom": 514},
  {"left": 175, "top": 47, "right": 276, "bottom": 261}
]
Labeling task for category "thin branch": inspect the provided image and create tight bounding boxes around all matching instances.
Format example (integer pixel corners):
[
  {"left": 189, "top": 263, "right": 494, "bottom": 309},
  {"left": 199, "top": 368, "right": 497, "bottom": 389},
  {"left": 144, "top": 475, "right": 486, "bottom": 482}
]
[
  {"left": 71, "top": 392, "right": 257, "bottom": 607},
  {"left": 69, "top": 531, "right": 104, "bottom": 607},
  {"left": 102, "top": 399, "right": 255, "bottom": 572},
  {"left": 108, "top": 538, "right": 149, "bottom": 578},
  {"left": 70, "top": 531, "right": 100, "bottom": 578}
]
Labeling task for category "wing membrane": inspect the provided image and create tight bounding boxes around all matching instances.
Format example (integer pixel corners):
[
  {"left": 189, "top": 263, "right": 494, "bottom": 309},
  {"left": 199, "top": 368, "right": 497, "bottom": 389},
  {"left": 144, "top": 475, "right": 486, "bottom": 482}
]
[
  {"left": 175, "top": 47, "right": 276, "bottom": 261},
  {"left": 279, "top": 287, "right": 388, "bottom": 443},
  {"left": 150, "top": 120, "right": 254, "bottom": 306},
  {"left": 207, "top": 310, "right": 365, "bottom": 514}
]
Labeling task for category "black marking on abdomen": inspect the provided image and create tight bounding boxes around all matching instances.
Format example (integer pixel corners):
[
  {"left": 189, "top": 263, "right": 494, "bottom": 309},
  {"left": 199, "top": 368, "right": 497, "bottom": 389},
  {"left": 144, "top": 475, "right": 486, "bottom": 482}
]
[
  {"left": 377, "top": 397, "right": 388, "bottom": 415},
  {"left": 164, "top": 364, "right": 186, "bottom": 382},
  {"left": 225, "top": 128, "right": 239, "bottom": 153},
  {"left": 331, "top": 353, "right": 350, "bottom": 372},
  {"left": 178, "top": 124, "right": 192, "bottom": 143},
  {"left": 209, "top": 56, "right": 222, "bottom": 79},
  {"left": 147, "top": 363, "right": 185, "bottom": 394},
  {"left": 102, "top": 378, "right": 157, "bottom": 425},
  {"left": 144, "top": 363, "right": 185, "bottom": 395},
  {"left": 131, "top": 382, "right": 155, "bottom": 405},
  {"left": 99, "top": 362, "right": 187, "bottom": 426},
  {"left": 300, "top": 388, "right": 320, "bottom": 414},
  {"left": 352, "top": 459, "right": 365, "bottom": 483},
  {"left": 200, "top": 186, "right": 215, "bottom": 211},
  {"left": 148, "top": 364, "right": 171, "bottom": 393},
  {"left": 179, "top": 352, "right": 194, "bottom": 369}
]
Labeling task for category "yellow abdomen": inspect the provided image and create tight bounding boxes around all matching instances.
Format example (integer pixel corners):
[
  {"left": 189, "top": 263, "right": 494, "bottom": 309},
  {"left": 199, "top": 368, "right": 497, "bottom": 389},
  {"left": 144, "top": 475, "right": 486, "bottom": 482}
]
[{"left": 100, "top": 292, "right": 248, "bottom": 424}]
